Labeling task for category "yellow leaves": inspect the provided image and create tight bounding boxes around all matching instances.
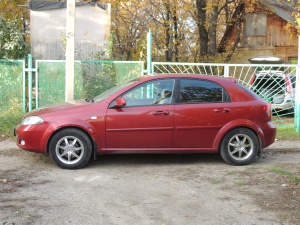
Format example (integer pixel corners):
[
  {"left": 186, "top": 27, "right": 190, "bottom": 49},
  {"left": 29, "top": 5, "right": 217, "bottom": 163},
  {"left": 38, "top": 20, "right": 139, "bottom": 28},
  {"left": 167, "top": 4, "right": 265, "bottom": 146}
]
[
  {"left": 0, "top": 0, "right": 28, "bottom": 20},
  {"left": 1, "top": 178, "right": 8, "bottom": 183}
]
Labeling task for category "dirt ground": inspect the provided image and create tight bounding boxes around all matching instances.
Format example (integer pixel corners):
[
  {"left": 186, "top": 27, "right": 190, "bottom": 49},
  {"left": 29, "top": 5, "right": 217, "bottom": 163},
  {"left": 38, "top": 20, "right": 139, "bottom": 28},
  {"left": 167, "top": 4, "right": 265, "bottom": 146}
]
[{"left": 0, "top": 140, "right": 299, "bottom": 225}]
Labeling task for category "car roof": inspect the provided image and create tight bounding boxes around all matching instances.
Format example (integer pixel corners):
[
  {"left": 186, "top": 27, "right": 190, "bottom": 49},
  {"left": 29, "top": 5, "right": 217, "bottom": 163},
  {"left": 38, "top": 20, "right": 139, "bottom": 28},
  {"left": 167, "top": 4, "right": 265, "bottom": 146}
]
[{"left": 137, "top": 74, "right": 237, "bottom": 83}]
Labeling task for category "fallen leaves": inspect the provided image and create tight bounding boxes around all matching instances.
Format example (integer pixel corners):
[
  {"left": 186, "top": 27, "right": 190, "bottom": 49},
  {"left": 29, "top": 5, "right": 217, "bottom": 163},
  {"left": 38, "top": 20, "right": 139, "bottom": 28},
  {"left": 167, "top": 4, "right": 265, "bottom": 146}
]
[{"left": 1, "top": 178, "right": 8, "bottom": 183}]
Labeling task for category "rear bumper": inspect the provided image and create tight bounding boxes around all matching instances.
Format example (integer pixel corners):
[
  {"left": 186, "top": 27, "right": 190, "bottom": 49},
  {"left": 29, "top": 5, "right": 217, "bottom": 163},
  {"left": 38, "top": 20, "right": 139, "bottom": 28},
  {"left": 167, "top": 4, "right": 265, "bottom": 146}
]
[{"left": 261, "top": 122, "right": 276, "bottom": 148}]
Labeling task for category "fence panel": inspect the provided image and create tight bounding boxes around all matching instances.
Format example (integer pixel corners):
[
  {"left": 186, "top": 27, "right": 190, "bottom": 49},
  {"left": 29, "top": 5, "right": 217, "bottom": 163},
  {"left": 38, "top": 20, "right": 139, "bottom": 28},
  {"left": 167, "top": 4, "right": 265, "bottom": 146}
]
[
  {"left": 0, "top": 60, "right": 24, "bottom": 113},
  {"left": 36, "top": 60, "right": 144, "bottom": 107},
  {"left": 153, "top": 62, "right": 298, "bottom": 126}
]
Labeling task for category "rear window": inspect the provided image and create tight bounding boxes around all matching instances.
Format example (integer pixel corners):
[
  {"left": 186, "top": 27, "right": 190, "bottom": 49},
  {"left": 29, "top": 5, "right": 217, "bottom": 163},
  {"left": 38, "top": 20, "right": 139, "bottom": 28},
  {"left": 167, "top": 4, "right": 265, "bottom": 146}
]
[{"left": 180, "top": 78, "right": 231, "bottom": 103}]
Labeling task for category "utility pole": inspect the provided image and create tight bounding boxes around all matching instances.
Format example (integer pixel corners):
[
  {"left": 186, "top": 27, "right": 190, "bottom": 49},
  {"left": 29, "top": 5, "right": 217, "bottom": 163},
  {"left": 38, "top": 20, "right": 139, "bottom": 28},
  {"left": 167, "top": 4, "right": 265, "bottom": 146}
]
[{"left": 65, "top": 0, "right": 75, "bottom": 102}]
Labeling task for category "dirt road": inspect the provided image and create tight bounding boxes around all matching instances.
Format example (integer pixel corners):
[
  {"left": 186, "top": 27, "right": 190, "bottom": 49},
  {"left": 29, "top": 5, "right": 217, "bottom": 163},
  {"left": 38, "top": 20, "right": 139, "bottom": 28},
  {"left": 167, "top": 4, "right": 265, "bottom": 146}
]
[{"left": 0, "top": 140, "right": 299, "bottom": 225}]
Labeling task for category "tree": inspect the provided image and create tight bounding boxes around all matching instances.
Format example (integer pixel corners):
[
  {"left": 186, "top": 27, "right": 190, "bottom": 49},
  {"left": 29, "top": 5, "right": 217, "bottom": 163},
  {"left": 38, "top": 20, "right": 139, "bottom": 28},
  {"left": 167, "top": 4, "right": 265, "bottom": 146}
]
[
  {"left": 103, "top": 0, "right": 298, "bottom": 63},
  {"left": 0, "top": 14, "right": 29, "bottom": 59},
  {"left": 0, "top": 0, "right": 29, "bottom": 59},
  {"left": 195, "top": 0, "right": 209, "bottom": 58}
]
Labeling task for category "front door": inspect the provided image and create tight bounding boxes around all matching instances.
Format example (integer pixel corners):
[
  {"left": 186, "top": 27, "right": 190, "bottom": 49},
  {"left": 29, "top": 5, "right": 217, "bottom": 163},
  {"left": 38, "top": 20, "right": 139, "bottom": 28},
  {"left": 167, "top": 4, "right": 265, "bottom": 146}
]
[{"left": 106, "top": 78, "right": 175, "bottom": 150}]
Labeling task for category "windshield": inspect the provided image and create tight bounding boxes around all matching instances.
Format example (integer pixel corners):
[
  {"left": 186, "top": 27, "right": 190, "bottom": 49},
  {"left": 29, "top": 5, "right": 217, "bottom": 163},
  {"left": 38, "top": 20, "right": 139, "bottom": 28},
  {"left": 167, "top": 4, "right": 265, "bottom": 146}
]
[{"left": 93, "top": 79, "right": 139, "bottom": 102}]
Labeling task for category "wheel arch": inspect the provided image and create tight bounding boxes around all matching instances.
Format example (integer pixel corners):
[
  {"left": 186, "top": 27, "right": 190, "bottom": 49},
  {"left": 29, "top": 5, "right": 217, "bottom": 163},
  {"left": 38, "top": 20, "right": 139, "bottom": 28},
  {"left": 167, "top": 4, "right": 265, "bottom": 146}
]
[
  {"left": 213, "top": 121, "right": 263, "bottom": 153},
  {"left": 46, "top": 126, "right": 98, "bottom": 159}
]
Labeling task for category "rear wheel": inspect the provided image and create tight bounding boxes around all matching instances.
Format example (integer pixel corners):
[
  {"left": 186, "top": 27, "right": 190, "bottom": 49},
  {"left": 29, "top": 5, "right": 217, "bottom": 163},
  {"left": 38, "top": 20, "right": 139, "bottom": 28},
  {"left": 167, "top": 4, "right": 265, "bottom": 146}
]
[
  {"left": 220, "top": 128, "right": 259, "bottom": 165},
  {"left": 49, "top": 128, "right": 92, "bottom": 169}
]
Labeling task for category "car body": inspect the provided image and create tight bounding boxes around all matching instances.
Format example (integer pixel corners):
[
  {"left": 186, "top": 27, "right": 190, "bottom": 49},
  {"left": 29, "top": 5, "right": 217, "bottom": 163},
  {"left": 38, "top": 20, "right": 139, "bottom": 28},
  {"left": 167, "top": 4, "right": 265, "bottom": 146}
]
[
  {"left": 249, "top": 57, "right": 296, "bottom": 112},
  {"left": 15, "top": 74, "right": 276, "bottom": 169}
]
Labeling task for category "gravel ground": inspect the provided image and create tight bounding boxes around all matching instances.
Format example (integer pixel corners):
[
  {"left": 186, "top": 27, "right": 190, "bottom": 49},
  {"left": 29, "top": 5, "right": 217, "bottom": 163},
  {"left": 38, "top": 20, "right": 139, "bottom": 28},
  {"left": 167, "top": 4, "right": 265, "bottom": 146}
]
[{"left": 0, "top": 140, "right": 299, "bottom": 225}]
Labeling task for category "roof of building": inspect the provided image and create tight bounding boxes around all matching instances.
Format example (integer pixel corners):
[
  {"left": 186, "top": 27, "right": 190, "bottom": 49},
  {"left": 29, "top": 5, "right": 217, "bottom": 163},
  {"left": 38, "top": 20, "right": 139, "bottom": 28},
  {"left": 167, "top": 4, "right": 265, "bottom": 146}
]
[
  {"left": 259, "top": 0, "right": 296, "bottom": 24},
  {"left": 29, "top": 0, "right": 107, "bottom": 11}
]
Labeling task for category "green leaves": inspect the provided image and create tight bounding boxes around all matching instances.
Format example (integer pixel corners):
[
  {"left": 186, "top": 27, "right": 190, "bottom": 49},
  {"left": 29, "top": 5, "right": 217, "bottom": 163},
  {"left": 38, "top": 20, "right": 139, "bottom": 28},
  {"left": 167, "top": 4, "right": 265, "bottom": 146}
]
[{"left": 0, "top": 14, "right": 29, "bottom": 59}]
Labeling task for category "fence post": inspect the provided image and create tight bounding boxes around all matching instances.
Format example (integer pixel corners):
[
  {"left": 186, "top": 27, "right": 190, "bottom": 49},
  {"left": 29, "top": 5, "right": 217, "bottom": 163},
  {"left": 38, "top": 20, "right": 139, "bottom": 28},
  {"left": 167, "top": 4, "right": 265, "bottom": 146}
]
[
  {"left": 28, "top": 54, "right": 33, "bottom": 111},
  {"left": 224, "top": 64, "right": 229, "bottom": 77},
  {"left": 295, "top": 64, "right": 300, "bottom": 132},
  {"left": 147, "top": 29, "right": 153, "bottom": 75},
  {"left": 22, "top": 60, "right": 26, "bottom": 113}
]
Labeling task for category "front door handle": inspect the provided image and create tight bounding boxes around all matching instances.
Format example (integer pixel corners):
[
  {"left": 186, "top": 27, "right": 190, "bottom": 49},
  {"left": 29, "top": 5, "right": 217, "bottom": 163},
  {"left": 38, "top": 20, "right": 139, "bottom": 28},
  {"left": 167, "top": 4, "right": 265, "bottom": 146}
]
[
  {"left": 153, "top": 110, "right": 169, "bottom": 116},
  {"left": 214, "top": 108, "right": 230, "bottom": 113}
]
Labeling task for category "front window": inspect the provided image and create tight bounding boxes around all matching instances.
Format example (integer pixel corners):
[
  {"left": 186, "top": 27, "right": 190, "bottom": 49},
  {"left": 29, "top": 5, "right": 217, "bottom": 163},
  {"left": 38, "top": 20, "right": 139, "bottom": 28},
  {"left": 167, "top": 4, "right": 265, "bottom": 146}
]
[{"left": 122, "top": 79, "right": 175, "bottom": 106}]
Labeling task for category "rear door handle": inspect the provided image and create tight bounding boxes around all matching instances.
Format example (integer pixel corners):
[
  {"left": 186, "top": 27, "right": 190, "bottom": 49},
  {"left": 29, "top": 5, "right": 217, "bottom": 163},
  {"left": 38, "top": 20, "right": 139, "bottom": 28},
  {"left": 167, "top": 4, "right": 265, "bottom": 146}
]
[
  {"left": 214, "top": 108, "right": 230, "bottom": 113},
  {"left": 153, "top": 110, "right": 169, "bottom": 116}
]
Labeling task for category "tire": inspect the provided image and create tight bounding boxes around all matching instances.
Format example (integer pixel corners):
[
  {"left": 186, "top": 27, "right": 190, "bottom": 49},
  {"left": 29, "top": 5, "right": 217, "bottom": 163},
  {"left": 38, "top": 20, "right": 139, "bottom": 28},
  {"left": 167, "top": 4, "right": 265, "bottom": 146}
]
[
  {"left": 49, "top": 128, "right": 92, "bottom": 169},
  {"left": 220, "top": 128, "right": 259, "bottom": 165}
]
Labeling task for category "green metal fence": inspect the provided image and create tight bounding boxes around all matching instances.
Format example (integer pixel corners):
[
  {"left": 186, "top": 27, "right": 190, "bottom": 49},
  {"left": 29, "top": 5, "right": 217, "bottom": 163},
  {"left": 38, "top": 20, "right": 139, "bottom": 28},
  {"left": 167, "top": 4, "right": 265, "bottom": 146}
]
[
  {"left": 1, "top": 59, "right": 299, "bottom": 128},
  {"left": 0, "top": 60, "right": 24, "bottom": 113},
  {"left": 35, "top": 60, "right": 144, "bottom": 108},
  {"left": 152, "top": 62, "right": 299, "bottom": 127}
]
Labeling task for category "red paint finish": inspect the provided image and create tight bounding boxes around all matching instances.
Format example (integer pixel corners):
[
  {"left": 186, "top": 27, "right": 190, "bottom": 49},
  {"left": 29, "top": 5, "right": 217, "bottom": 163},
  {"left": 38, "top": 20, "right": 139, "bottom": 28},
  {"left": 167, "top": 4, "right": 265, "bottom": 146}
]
[
  {"left": 15, "top": 74, "right": 276, "bottom": 162},
  {"left": 106, "top": 105, "right": 174, "bottom": 149},
  {"left": 173, "top": 102, "right": 235, "bottom": 149}
]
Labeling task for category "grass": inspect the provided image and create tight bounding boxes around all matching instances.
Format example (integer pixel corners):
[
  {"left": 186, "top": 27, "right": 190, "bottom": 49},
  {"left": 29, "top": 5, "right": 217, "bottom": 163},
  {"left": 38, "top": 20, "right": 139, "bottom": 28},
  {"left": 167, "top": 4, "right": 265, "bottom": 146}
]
[
  {"left": 0, "top": 110, "right": 23, "bottom": 139},
  {"left": 270, "top": 166, "right": 300, "bottom": 183},
  {"left": 234, "top": 177, "right": 245, "bottom": 186},
  {"left": 276, "top": 126, "right": 300, "bottom": 141}
]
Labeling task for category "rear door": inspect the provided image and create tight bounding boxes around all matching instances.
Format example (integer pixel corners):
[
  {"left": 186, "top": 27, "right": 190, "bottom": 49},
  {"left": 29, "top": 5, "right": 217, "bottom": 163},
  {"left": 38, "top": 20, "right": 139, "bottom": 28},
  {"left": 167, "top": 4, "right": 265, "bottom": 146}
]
[{"left": 173, "top": 78, "right": 235, "bottom": 149}]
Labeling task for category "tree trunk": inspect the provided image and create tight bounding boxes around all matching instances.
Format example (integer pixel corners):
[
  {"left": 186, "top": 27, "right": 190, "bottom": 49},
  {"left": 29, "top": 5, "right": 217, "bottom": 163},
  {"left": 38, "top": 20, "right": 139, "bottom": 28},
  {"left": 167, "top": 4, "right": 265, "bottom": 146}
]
[
  {"left": 164, "top": 2, "right": 171, "bottom": 62},
  {"left": 217, "top": 1, "right": 245, "bottom": 55},
  {"left": 196, "top": 0, "right": 209, "bottom": 58},
  {"left": 209, "top": 4, "right": 218, "bottom": 56},
  {"left": 173, "top": 4, "right": 179, "bottom": 62}
]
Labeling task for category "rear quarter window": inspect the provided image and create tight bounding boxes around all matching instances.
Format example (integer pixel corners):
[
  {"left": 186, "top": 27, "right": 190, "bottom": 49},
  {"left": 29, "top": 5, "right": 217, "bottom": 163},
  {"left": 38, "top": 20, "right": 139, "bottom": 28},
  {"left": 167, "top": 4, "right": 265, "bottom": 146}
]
[{"left": 237, "top": 83, "right": 262, "bottom": 100}]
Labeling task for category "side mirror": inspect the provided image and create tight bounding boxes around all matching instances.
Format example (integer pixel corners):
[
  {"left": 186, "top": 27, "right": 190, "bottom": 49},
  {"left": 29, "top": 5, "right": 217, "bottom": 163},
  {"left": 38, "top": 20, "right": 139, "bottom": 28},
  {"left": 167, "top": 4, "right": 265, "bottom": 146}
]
[{"left": 115, "top": 97, "right": 126, "bottom": 108}]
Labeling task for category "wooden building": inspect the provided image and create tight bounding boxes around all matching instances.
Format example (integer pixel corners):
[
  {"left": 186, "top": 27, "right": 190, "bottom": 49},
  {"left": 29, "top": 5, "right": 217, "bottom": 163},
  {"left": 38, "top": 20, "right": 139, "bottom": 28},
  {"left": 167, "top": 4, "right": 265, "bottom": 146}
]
[{"left": 230, "top": 0, "right": 298, "bottom": 63}]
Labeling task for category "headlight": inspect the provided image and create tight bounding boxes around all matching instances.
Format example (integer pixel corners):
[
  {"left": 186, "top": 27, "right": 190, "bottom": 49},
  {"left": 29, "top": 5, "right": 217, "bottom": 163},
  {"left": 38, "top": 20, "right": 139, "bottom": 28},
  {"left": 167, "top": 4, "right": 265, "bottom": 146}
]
[{"left": 21, "top": 116, "right": 44, "bottom": 125}]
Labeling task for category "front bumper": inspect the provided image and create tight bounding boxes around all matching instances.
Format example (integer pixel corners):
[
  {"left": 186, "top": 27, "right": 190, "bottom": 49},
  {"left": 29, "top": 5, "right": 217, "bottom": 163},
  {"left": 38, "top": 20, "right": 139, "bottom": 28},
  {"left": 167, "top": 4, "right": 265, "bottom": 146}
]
[{"left": 14, "top": 123, "right": 52, "bottom": 153}]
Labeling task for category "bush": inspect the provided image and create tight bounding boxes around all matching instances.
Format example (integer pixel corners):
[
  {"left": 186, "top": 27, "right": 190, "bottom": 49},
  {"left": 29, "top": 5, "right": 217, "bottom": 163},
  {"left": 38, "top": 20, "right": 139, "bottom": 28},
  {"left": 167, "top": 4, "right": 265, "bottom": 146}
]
[{"left": 0, "top": 109, "right": 23, "bottom": 139}]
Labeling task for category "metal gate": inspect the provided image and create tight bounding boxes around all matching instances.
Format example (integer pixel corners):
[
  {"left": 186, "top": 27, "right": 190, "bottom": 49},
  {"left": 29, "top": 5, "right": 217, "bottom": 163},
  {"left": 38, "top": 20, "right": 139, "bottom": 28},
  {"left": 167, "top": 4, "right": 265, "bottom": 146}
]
[
  {"left": 152, "top": 62, "right": 300, "bottom": 129},
  {"left": 23, "top": 59, "right": 144, "bottom": 110}
]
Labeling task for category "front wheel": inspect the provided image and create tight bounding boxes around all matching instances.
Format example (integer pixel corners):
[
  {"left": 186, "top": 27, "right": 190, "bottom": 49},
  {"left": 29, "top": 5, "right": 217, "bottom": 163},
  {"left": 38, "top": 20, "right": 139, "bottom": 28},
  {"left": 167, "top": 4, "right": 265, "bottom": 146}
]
[
  {"left": 220, "top": 128, "right": 259, "bottom": 165},
  {"left": 49, "top": 128, "right": 92, "bottom": 169}
]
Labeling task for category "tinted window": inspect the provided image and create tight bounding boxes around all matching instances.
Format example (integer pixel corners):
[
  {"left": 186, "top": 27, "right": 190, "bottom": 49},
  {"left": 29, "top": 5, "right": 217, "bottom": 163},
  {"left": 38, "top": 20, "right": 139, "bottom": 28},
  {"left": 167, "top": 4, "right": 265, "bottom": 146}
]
[
  {"left": 122, "top": 79, "right": 175, "bottom": 106},
  {"left": 237, "top": 83, "right": 261, "bottom": 99},
  {"left": 180, "top": 79, "right": 229, "bottom": 103}
]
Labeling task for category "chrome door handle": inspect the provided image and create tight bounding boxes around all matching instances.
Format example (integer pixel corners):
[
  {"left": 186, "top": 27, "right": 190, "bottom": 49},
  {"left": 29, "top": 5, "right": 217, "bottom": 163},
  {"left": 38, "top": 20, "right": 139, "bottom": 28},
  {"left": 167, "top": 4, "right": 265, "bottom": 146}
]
[
  {"left": 214, "top": 108, "right": 230, "bottom": 113},
  {"left": 153, "top": 110, "right": 169, "bottom": 115}
]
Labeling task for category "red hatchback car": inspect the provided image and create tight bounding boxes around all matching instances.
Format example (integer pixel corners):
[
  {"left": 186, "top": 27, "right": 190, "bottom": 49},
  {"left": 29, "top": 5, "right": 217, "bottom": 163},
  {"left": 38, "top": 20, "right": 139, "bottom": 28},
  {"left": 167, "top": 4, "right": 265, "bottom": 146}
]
[{"left": 15, "top": 74, "right": 276, "bottom": 169}]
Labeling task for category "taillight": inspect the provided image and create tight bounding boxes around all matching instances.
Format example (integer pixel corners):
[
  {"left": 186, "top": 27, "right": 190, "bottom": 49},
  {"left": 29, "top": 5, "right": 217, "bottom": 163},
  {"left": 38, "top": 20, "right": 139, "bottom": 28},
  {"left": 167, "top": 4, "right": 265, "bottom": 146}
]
[
  {"left": 285, "top": 76, "right": 292, "bottom": 93},
  {"left": 263, "top": 103, "right": 272, "bottom": 120}
]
